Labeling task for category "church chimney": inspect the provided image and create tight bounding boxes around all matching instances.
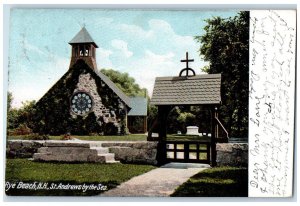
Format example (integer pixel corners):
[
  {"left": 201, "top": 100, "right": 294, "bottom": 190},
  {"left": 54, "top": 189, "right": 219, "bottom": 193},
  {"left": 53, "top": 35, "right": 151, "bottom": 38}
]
[{"left": 68, "top": 27, "right": 98, "bottom": 70}]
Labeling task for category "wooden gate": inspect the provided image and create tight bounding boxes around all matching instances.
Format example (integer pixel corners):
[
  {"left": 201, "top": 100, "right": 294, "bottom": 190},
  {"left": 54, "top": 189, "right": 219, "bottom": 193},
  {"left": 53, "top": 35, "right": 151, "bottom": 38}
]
[{"left": 163, "top": 141, "right": 211, "bottom": 164}]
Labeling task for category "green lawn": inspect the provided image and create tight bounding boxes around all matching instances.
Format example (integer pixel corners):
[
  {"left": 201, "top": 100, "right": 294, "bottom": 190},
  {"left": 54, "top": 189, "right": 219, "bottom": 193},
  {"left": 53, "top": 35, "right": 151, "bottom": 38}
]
[
  {"left": 5, "top": 159, "right": 155, "bottom": 196},
  {"left": 167, "top": 134, "right": 211, "bottom": 142},
  {"left": 7, "top": 134, "right": 147, "bottom": 141},
  {"left": 171, "top": 166, "right": 248, "bottom": 197}
]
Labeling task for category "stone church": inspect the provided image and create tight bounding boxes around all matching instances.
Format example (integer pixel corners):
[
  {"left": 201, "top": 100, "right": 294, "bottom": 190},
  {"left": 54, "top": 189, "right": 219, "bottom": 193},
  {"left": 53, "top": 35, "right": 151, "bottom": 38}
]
[{"left": 32, "top": 27, "right": 147, "bottom": 135}]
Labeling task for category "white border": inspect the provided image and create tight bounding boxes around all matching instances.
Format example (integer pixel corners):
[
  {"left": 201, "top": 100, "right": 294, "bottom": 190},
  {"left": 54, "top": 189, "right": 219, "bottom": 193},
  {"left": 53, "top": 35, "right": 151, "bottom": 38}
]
[{"left": 1, "top": 0, "right": 298, "bottom": 205}]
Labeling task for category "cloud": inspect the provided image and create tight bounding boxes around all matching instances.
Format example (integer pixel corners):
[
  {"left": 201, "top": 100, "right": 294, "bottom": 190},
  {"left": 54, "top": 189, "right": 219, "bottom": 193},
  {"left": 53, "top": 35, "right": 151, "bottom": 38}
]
[
  {"left": 110, "top": 19, "right": 208, "bottom": 96},
  {"left": 96, "top": 47, "right": 113, "bottom": 68},
  {"left": 111, "top": 39, "right": 133, "bottom": 58},
  {"left": 119, "top": 24, "right": 153, "bottom": 39},
  {"left": 9, "top": 41, "right": 69, "bottom": 108}
]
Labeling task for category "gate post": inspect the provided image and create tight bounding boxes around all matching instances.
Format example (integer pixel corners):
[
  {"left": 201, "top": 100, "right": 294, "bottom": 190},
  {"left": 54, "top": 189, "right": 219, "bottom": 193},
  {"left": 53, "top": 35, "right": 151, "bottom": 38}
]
[
  {"left": 156, "top": 105, "right": 172, "bottom": 165},
  {"left": 211, "top": 106, "right": 217, "bottom": 166}
]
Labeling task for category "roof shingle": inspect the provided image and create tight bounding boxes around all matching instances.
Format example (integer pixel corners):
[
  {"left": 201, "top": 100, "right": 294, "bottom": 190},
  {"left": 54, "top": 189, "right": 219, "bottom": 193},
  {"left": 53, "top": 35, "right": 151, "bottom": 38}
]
[
  {"left": 150, "top": 74, "right": 221, "bottom": 105},
  {"left": 128, "top": 97, "right": 148, "bottom": 116},
  {"left": 69, "top": 27, "right": 98, "bottom": 48}
]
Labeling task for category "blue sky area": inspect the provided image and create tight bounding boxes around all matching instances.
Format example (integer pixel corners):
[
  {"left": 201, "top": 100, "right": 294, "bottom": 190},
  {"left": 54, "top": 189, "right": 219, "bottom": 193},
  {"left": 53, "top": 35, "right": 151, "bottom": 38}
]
[{"left": 8, "top": 9, "right": 238, "bottom": 108}]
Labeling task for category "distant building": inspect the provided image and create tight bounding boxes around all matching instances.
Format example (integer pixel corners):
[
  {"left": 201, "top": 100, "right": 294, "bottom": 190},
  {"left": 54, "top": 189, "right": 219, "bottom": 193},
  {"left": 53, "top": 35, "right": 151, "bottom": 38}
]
[{"left": 33, "top": 27, "right": 147, "bottom": 135}]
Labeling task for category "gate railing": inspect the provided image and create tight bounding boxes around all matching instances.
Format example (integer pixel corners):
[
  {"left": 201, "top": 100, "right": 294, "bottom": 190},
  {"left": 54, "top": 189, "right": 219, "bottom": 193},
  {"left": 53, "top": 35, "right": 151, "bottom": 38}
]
[{"left": 163, "top": 141, "right": 210, "bottom": 164}]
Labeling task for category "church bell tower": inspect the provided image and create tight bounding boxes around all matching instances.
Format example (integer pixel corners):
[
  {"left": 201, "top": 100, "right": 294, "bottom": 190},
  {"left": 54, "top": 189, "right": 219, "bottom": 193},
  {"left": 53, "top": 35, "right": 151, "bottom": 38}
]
[{"left": 69, "top": 27, "right": 98, "bottom": 70}]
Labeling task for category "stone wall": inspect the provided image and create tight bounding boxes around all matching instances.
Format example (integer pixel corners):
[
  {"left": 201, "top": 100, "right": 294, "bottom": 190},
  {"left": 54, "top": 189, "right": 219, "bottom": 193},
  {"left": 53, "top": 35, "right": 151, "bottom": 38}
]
[
  {"left": 7, "top": 140, "right": 45, "bottom": 158},
  {"left": 6, "top": 140, "right": 158, "bottom": 165},
  {"left": 7, "top": 140, "right": 246, "bottom": 166},
  {"left": 216, "top": 143, "right": 248, "bottom": 167},
  {"left": 101, "top": 142, "right": 158, "bottom": 165}
]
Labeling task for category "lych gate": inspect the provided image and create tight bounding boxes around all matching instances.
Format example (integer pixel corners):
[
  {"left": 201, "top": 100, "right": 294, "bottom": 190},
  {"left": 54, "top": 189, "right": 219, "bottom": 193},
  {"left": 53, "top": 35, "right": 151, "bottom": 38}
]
[{"left": 148, "top": 52, "right": 228, "bottom": 166}]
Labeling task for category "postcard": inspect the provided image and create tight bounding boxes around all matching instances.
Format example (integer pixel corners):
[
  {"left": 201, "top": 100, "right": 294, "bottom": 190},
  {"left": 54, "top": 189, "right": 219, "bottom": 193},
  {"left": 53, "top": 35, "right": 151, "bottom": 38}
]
[{"left": 3, "top": 8, "right": 296, "bottom": 198}]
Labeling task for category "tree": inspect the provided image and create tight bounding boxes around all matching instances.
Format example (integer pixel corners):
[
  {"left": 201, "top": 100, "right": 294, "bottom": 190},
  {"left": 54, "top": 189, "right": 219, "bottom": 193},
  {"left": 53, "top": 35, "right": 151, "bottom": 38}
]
[
  {"left": 6, "top": 92, "right": 36, "bottom": 135},
  {"left": 7, "top": 92, "right": 19, "bottom": 130},
  {"left": 195, "top": 11, "right": 249, "bottom": 138},
  {"left": 7, "top": 92, "right": 13, "bottom": 112},
  {"left": 100, "top": 69, "right": 147, "bottom": 97}
]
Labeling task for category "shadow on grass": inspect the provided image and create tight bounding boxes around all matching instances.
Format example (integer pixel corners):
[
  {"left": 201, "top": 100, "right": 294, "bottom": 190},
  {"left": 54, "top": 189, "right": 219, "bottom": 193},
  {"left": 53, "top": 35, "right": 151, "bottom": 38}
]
[{"left": 171, "top": 167, "right": 248, "bottom": 197}]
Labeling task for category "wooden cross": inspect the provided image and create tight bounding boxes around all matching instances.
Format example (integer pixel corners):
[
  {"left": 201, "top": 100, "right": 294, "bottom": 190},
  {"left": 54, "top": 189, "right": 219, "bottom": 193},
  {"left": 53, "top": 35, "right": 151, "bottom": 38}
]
[{"left": 179, "top": 52, "right": 196, "bottom": 77}]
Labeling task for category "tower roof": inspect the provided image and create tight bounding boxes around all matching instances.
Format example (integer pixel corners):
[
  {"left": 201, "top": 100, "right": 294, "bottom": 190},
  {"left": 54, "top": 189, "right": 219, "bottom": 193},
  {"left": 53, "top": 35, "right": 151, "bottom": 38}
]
[{"left": 69, "top": 27, "right": 98, "bottom": 48}]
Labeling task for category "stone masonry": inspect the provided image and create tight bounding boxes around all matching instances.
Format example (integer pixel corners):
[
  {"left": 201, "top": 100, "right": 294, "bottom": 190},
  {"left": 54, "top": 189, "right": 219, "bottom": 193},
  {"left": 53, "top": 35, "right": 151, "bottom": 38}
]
[
  {"left": 101, "top": 142, "right": 158, "bottom": 165},
  {"left": 33, "top": 142, "right": 117, "bottom": 163},
  {"left": 72, "top": 73, "right": 122, "bottom": 129},
  {"left": 216, "top": 143, "right": 248, "bottom": 167},
  {"left": 7, "top": 140, "right": 158, "bottom": 165}
]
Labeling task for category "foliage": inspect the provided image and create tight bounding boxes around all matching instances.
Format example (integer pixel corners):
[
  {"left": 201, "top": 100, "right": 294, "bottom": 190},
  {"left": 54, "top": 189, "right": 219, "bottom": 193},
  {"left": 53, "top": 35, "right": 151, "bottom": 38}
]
[
  {"left": 101, "top": 68, "right": 147, "bottom": 97},
  {"left": 7, "top": 92, "right": 13, "bottom": 112},
  {"left": 128, "top": 116, "right": 145, "bottom": 133},
  {"left": 171, "top": 166, "right": 248, "bottom": 197},
  {"left": 8, "top": 123, "right": 32, "bottom": 136},
  {"left": 195, "top": 11, "right": 249, "bottom": 138},
  {"left": 177, "top": 112, "right": 196, "bottom": 124},
  {"left": 147, "top": 104, "right": 158, "bottom": 132},
  {"left": 5, "top": 159, "right": 155, "bottom": 196},
  {"left": 61, "top": 133, "right": 73, "bottom": 140},
  {"left": 166, "top": 106, "right": 211, "bottom": 135},
  {"left": 7, "top": 99, "right": 36, "bottom": 133}
]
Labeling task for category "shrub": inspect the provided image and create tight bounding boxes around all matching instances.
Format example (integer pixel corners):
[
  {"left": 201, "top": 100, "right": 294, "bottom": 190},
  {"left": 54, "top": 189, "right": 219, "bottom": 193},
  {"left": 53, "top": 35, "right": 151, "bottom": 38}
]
[
  {"left": 60, "top": 133, "right": 73, "bottom": 140},
  {"left": 8, "top": 124, "right": 32, "bottom": 136}
]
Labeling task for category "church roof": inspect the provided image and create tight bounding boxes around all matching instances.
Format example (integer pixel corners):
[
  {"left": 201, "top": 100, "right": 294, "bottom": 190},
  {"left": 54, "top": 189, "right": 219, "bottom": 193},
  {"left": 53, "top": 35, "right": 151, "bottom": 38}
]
[
  {"left": 95, "top": 70, "right": 131, "bottom": 107},
  {"left": 128, "top": 97, "right": 147, "bottom": 116},
  {"left": 69, "top": 27, "right": 98, "bottom": 48},
  {"left": 150, "top": 74, "right": 221, "bottom": 105}
]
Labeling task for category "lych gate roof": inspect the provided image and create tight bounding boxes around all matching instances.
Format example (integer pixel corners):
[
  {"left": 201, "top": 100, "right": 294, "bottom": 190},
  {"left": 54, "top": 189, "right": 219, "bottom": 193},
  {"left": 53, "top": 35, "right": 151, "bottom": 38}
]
[
  {"left": 128, "top": 97, "right": 147, "bottom": 116},
  {"left": 150, "top": 74, "right": 221, "bottom": 105},
  {"left": 69, "top": 27, "right": 98, "bottom": 48}
]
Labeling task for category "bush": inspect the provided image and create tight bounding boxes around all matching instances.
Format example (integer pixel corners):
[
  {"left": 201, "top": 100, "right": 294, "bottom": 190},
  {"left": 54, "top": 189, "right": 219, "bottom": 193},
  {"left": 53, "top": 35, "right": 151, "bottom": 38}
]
[
  {"left": 8, "top": 123, "right": 32, "bottom": 136},
  {"left": 60, "top": 133, "right": 73, "bottom": 140},
  {"left": 103, "top": 122, "right": 118, "bottom": 135}
]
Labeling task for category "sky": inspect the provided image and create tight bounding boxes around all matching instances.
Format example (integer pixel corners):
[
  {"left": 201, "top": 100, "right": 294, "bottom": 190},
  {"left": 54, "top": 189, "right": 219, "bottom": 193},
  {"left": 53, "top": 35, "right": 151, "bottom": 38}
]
[{"left": 8, "top": 9, "right": 238, "bottom": 108}]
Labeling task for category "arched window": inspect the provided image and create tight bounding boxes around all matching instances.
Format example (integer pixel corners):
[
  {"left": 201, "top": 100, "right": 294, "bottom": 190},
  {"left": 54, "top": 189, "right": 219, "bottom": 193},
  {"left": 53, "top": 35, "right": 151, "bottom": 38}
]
[{"left": 79, "top": 45, "right": 84, "bottom": 56}]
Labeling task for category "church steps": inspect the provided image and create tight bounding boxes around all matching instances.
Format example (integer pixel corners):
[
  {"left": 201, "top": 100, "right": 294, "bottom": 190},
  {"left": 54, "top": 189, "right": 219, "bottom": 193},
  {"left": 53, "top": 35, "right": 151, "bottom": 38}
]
[
  {"left": 32, "top": 142, "right": 118, "bottom": 163},
  {"left": 90, "top": 147, "right": 109, "bottom": 154},
  {"left": 97, "top": 153, "right": 115, "bottom": 162}
]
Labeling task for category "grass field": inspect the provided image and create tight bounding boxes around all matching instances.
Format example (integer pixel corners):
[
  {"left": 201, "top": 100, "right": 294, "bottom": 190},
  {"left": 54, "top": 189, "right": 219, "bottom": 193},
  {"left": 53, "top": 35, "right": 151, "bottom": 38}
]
[
  {"left": 5, "top": 159, "right": 155, "bottom": 196},
  {"left": 7, "top": 134, "right": 147, "bottom": 141},
  {"left": 171, "top": 166, "right": 248, "bottom": 197}
]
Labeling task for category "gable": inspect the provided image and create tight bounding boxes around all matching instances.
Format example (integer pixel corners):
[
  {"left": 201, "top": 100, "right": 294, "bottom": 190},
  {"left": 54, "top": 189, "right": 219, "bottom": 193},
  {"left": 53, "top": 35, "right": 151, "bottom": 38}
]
[{"left": 36, "top": 59, "right": 131, "bottom": 108}]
